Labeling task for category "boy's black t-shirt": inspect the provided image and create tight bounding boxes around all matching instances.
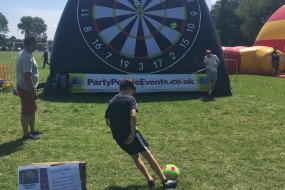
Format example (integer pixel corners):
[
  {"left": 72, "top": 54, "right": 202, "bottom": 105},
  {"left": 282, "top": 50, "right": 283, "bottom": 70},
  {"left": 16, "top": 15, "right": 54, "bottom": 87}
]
[{"left": 105, "top": 94, "right": 138, "bottom": 140}]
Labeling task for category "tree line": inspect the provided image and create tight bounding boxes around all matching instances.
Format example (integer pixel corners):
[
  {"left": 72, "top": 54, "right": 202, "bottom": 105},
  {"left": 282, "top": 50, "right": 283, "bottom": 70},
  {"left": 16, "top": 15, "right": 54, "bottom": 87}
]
[
  {"left": 1, "top": 1, "right": 285, "bottom": 49},
  {"left": 211, "top": 0, "right": 285, "bottom": 46},
  {"left": 0, "top": 13, "right": 48, "bottom": 50}
]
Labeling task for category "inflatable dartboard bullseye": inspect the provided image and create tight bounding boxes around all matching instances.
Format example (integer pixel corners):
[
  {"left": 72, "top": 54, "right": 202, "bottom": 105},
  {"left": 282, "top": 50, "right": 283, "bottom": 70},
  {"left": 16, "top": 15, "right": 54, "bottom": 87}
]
[{"left": 45, "top": 0, "right": 231, "bottom": 96}]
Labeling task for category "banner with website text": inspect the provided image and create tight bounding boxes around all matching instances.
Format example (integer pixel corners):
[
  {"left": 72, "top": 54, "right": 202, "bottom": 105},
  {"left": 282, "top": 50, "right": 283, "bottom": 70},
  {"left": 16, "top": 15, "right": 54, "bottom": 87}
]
[{"left": 69, "top": 74, "right": 208, "bottom": 93}]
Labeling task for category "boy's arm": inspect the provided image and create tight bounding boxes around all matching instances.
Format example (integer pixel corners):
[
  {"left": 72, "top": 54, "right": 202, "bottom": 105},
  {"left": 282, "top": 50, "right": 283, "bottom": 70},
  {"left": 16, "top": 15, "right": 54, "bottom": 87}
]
[{"left": 125, "top": 109, "right": 137, "bottom": 144}]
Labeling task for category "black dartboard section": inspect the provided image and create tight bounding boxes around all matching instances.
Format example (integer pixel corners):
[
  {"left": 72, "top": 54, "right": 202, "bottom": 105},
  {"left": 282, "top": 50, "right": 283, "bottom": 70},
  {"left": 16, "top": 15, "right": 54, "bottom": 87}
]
[{"left": 77, "top": 0, "right": 201, "bottom": 73}]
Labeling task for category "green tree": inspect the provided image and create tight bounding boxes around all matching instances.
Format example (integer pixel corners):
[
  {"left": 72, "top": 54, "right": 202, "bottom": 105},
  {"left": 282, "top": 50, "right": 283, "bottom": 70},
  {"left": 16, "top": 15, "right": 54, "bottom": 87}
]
[
  {"left": 0, "top": 12, "right": 9, "bottom": 45},
  {"left": 236, "top": 0, "right": 285, "bottom": 44},
  {"left": 17, "top": 16, "right": 47, "bottom": 42},
  {"left": 211, "top": 0, "right": 243, "bottom": 46},
  {"left": 7, "top": 36, "right": 22, "bottom": 50}
]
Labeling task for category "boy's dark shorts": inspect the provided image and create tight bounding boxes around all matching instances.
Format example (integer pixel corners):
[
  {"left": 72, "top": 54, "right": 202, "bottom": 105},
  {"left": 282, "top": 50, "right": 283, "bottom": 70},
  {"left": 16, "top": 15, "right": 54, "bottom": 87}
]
[
  {"left": 115, "top": 131, "right": 149, "bottom": 155},
  {"left": 17, "top": 87, "right": 37, "bottom": 115}
]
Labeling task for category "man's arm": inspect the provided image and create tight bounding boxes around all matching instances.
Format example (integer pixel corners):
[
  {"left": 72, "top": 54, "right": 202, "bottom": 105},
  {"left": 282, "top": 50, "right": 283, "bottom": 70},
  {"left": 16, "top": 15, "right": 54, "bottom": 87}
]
[
  {"left": 124, "top": 109, "right": 137, "bottom": 144},
  {"left": 24, "top": 72, "right": 38, "bottom": 99},
  {"left": 216, "top": 55, "right": 220, "bottom": 64},
  {"left": 204, "top": 56, "right": 208, "bottom": 64},
  {"left": 215, "top": 56, "right": 220, "bottom": 68}
]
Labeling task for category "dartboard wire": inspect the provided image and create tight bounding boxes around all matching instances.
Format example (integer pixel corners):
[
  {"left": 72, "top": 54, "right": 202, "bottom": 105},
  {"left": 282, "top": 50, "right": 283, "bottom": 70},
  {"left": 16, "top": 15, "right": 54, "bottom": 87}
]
[
  {"left": 116, "top": 0, "right": 137, "bottom": 11},
  {"left": 120, "top": 17, "right": 140, "bottom": 58},
  {"left": 141, "top": 17, "right": 162, "bottom": 58},
  {"left": 139, "top": 0, "right": 148, "bottom": 9},
  {"left": 144, "top": 7, "right": 186, "bottom": 20},
  {"left": 147, "top": 1, "right": 201, "bottom": 74},
  {"left": 96, "top": 15, "right": 137, "bottom": 45},
  {"left": 94, "top": 6, "right": 136, "bottom": 19},
  {"left": 143, "top": 0, "right": 166, "bottom": 12},
  {"left": 78, "top": 0, "right": 202, "bottom": 74},
  {"left": 133, "top": 68, "right": 207, "bottom": 95},
  {"left": 95, "top": 1, "right": 186, "bottom": 60},
  {"left": 143, "top": 15, "right": 181, "bottom": 45}
]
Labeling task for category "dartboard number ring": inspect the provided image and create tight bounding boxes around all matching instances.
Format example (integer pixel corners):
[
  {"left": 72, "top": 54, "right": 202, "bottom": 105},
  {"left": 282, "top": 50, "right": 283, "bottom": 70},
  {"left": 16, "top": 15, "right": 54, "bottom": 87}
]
[{"left": 77, "top": 0, "right": 201, "bottom": 73}]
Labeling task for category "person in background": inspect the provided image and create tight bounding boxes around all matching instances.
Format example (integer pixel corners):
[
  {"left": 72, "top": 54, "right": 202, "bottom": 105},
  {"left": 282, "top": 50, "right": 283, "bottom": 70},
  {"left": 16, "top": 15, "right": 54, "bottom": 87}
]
[
  {"left": 105, "top": 78, "right": 177, "bottom": 189},
  {"left": 41, "top": 49, "right": 49, "bottom": 68},
  {"left": 271, "top": 47, "right": 280, "bottom": 76},
  {"left": 16, "top": 36, "right": 43, "bottom": 140},
  {"left": 204, "top": 50, "right": 220, "bottom": 96}
]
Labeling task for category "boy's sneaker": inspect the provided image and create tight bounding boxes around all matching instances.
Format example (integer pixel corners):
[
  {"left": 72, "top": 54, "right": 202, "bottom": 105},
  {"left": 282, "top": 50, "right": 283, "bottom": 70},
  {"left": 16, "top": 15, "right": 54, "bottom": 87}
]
[
  {"left": 22, "top": 133, "right": 39, "bottom": 140},
  {"left": 162, "top": 179, "right": 177, "bottom": 189},
  {"left": 30, "top": 130, "right": 43, "bottom": 135},
  {"left": 147, "top": 180, "right": 155, "bottom": 189}
]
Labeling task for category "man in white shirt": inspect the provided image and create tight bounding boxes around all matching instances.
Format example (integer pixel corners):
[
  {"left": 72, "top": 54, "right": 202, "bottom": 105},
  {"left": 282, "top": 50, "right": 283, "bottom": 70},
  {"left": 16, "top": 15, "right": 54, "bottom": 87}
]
[
  {"left": 16, "top": 36, "right": 42, "bottom": 140},
  {"left": 204, "top": 50, "right": 220, "bottom": 96}
]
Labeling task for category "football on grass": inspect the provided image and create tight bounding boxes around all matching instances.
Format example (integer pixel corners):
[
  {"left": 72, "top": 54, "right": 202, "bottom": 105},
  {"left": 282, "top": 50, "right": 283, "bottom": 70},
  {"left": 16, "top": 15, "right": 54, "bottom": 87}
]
[{"left": 162, "top": 164, "right": 180, "bottom": 180}]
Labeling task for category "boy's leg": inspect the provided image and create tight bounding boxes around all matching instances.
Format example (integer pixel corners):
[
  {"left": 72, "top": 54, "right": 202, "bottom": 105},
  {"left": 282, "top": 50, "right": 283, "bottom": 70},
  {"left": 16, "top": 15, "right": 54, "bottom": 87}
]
[
  {"left": 142, "top": 150, "right": 177, "bottom": 189},
  {"left": 131, "top": 153, "right": 153, "bottom": 182},
  {"left": 141, "top": 150, "right": 166, "bottom": 181}
]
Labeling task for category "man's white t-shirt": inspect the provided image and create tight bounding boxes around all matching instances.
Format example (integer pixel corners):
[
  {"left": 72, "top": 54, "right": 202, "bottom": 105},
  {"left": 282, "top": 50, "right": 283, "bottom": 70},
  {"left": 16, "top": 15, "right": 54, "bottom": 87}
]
[
  {"left": 16, "top": 49, "right": 39, "bottom": 90},
  {"left": 204, "top": 54, "right": 220, "bottom": 72}
]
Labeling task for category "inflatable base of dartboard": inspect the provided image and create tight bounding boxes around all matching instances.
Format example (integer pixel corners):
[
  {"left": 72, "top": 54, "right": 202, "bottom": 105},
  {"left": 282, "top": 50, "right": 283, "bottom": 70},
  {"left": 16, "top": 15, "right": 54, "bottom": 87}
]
[
  {"left": 44, "top": 0, "right": 231, "bottom": 96},
  {"left": 66, "top": 73, "right": 208, "bottom": 94}
]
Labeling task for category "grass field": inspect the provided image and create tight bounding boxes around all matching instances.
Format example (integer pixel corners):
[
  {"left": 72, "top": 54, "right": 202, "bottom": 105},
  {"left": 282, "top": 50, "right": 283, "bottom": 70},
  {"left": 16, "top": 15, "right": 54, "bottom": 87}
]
[{"left": 0, "top": 51, "right": 285, "bottom": 189}]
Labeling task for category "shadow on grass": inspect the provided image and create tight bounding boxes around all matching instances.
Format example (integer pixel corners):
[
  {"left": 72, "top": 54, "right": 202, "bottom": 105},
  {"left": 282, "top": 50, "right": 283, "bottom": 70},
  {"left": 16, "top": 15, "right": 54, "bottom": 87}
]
[
  {"left": 105, "top": 185, "right": 162, "bottom": 190},
  {"left": 201, "top": 95, "right": 216, "bottom": 102},
  {"left": 38, "top": 91, "right": 209, "bottom": 104},
  {"left": 0, "top": 138, "right": 24, "bottom": 157}
]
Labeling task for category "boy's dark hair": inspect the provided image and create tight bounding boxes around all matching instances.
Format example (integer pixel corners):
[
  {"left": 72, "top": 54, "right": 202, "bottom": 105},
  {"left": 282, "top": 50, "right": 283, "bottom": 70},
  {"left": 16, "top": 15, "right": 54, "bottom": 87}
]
[
  {"left": 120, "top": 78, "right": 136, "bottom": 91},
  {"left": 24, "top": 36, "right": 37, "bottom": 47}
]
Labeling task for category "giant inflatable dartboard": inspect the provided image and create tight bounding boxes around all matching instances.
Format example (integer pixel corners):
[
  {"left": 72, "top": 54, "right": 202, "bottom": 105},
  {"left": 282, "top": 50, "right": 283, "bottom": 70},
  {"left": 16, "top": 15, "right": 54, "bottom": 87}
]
[
  {"left": 77, "top": 0, "right": 201, "bottom": 73},
  {"left": 45, "top": 0, "right": 231, "bottom": 96}
]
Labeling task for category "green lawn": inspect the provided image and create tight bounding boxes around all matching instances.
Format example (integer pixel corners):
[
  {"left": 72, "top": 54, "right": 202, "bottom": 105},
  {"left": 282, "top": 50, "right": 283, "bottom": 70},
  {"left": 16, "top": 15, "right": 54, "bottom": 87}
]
[{"left": 0, "top": 51, "right": 285, "bottom": 189}]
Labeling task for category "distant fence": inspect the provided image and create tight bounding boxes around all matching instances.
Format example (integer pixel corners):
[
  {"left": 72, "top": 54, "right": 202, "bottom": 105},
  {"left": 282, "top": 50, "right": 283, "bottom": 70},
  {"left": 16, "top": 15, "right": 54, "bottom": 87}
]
[
  {"left": 0, "top": 64, "right": 16, "bottom": 82},
  {"left": 225, "top": 59, "right": 238, "bottom": 77}
]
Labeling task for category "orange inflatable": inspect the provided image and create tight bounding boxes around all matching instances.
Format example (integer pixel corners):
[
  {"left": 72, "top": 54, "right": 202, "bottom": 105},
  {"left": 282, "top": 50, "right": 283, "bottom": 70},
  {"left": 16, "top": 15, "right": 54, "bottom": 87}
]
[
  {"left": 222, "top": 5, "right": 285, "bottom": 75},
  {"left": 255, "top": 5, "right": 285, "bottom": 53},
  {"left": 223, "top": 46, "right": 285, "bottom": 75}
]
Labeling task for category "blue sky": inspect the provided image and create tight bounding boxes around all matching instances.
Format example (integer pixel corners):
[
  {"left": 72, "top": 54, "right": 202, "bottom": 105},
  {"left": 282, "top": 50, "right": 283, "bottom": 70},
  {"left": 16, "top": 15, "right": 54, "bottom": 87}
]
[
  {"left": 0, "top": 0, "right": 216, "bottom": 40},
  {"left": 0, "top": 0, "right": 68, "bottom": 40}
]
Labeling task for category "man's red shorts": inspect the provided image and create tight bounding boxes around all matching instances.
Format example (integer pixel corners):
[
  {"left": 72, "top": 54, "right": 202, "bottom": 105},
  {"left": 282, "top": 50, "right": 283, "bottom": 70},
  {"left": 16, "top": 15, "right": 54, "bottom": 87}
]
[{"left": 17, "top": 87, "right": 37, "bottom": 115}]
